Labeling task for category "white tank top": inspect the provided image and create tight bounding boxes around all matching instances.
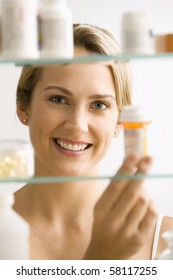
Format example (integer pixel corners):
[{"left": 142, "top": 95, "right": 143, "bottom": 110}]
[{"left": 151, "top": 214, "right": 163, "bottom": 260}]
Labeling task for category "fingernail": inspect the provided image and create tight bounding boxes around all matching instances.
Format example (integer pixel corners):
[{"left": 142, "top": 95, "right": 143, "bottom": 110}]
[
  {"left": 144, "top": 156, "right": 153, "bottom": 165},
  {"left": 140, "top": 157, "right": 153, "bottom": 171}
]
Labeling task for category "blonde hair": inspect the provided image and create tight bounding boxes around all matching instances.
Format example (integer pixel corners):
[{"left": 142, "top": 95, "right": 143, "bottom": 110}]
[{"left": 16, "top": 24, "right": 132, "bottom": 110}]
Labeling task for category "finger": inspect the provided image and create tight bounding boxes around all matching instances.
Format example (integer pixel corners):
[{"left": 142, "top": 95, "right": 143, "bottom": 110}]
[
  {"left": 110, "top": 156, "right": 153, "bottom": 220},
  {"left": 95, "top": 154, "right": 140, "bottom": 214},
  {"left": 115, "top": 200, "right": 157, "bottom": 256},
  {"left": 123, "top": 195, "right": 149, "bottom": 234},
  {"left": 139, "top": 201, "right": 157, "bottom": 236},
  {"left": 127, "top": 156, "right": 153, "bottom": 189}
]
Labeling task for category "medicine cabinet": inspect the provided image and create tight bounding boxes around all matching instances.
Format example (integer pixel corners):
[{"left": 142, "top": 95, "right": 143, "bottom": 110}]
[{"left": 1, "top": 52, "right": 173, "bottom": 188}]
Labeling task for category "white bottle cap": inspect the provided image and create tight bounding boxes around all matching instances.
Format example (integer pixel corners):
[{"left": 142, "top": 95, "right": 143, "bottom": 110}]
[
  {"left": 119, "top": 105, "right": 151, "bottom": 123},
  {"left": 0, "top": 193, "right": 14, "bottom": 207}
]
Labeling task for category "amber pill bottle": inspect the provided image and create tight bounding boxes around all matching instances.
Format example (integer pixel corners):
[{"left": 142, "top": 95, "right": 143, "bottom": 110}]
[{"left": 119, "top": 105, "right": 151, "bottom": 157}]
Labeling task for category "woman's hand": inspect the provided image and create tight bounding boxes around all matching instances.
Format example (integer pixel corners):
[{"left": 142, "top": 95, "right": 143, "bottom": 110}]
[{"left": 84, "top": 155, "right": 157, "bottom": 259}]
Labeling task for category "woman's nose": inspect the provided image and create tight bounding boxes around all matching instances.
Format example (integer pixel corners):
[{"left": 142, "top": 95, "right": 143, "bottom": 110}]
[{"left": 64, "top": 109, "right": 89, "bottom": 134}]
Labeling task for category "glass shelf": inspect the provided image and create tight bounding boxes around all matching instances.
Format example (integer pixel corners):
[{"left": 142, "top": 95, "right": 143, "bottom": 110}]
[
  {"left": 0, "top": 52, "right": 173, "bottom": 66},
  {"left": 1, "top": 173, "right": 173, "bottom": 185}
]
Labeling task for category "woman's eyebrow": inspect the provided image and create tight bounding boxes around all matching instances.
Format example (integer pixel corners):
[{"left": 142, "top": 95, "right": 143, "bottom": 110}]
[
  {"left": 44, "top": 85, "right": 73, "bottom": 96},
  {"left": 89, "top": 94, "right": 116, "bottom": 101},
  {"left": 44, "top": 86, "right": 116, "bottom": 101}
]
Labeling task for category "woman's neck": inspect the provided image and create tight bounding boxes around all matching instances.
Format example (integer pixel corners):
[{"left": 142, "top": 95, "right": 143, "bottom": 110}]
[{"left": 14, "top": 179, "right": 107, "bottom": 225}]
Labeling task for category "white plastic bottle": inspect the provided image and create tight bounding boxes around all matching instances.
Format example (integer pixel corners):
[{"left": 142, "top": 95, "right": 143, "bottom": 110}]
[
  {"left": 0, "top": 1, "right": 2, "bottom": 57},
  {"left": 1, "top": 0, "right": 39, "bottom": 59},
  {"left": 39, "top": 0, "right": 74, "bottom": 58},
  {"left": 0, "top": 194, "right": 29, "bottom": 259},
  {"left": 121, "top": 11, "right": 155, "bottom": 54}
]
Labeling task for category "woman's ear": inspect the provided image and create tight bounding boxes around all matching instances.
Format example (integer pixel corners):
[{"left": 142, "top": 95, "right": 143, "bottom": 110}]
[
  {"left": 114, "top": 124, "right": 123, "bottom": 137},
  {"left": 16, "top": 102, "right": 29, "bottom": 126}
]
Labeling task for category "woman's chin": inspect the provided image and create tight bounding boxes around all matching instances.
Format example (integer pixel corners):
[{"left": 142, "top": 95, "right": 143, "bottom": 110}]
[{"left": 55, "top": 167, "right": 95, "bottom": 178}]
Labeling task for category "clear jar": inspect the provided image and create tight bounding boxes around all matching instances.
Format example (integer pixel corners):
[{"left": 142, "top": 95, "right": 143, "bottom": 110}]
[
  {"left": 156, "top": 229, "right": 173, "bottom": 259},
  {"left": 121, "top": 11, "right": 155, "bottom": 54},
  {"left": 0, "top": 139, "right": 34, "bottom": 193}
]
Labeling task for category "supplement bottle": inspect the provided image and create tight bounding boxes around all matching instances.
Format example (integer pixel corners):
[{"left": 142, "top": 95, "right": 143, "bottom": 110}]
[
  {"left": 1, "top": 0, "right": 38, "bottom": 59},
  {"left": 0, "top": 193, "right": 29, "bottom": 259},
  {"left": 39, "top": 0, "right": 74, "bottom": 58},
  {"left": 119, "top": 105, "right": 151, "bottom": 157},
  {"left": 0, "top": 139, "right": 34, "bottom": 193},
  {"left": 121, "top": 11, "right": 155, "bottom": 54}
]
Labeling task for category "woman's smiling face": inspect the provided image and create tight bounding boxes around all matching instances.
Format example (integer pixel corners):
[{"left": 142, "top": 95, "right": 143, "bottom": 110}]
[{"left": 26, "top": 49, "right": 119, "bottom": 176}]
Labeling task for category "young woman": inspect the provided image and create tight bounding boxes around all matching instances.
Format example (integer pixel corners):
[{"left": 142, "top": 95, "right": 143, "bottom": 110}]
[{"left": 14, "top": 24, "right": 173, "bottom": 260}]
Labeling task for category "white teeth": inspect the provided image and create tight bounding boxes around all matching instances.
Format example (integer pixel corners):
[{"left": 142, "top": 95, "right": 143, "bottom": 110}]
[{"left": 56, "top": 140, "right": 88, "bottom": 151}]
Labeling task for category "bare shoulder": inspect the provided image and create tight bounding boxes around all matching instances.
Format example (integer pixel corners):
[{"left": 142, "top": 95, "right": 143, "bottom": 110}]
[{"left": 157, "top": 215, "right": 173, "bottom": 256}]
